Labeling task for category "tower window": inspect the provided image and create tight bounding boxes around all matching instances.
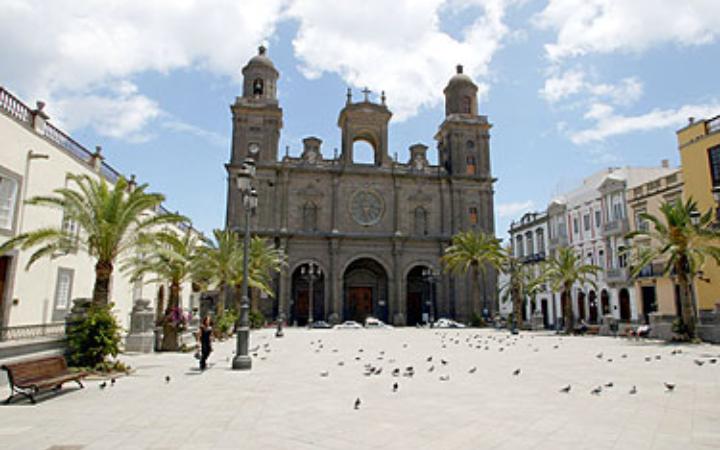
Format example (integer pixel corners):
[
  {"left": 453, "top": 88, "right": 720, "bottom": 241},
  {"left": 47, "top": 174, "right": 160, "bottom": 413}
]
[
  {"left": 469, "top": 207, "right": 478, "bottom": 225},
  {"left": 253, "top": 78, "right": 264, "bottom": 96},
  {"left": 461, "top": 96, "right": 472, "bottom": 114},
  {"left": 466, "top": 155, "right": 476, "bottom": 175}
]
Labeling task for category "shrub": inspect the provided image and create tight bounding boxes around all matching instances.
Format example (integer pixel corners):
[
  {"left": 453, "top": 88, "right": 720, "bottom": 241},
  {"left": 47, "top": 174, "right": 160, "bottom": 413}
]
[
  {"left": 67, "top": 304, "right": 122, "bottom": 369},
  {"left": 672, "top": 318, "right": 689, "bottom": 340},
  {"left": 215, "top": 310, "right": 238, "bottom": 337},
  {"left": 249, "top": 310, "right": 265, "bottom": 329},
  {"left": 470, "top": 313, "right": 486, "bottom": 328}
]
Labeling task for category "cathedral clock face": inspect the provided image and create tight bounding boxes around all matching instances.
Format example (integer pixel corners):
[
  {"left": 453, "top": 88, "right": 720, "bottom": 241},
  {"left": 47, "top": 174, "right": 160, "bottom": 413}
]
[{"left": 350, "top": 189, "right": 384, "bottom": 226}]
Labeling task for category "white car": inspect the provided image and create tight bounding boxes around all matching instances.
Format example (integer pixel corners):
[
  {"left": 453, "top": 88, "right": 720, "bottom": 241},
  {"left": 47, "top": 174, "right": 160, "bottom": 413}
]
[
  {"left": 365, "top": 317, "right": 393, "bottom": 329},
  {"left": 434, "top": 318, "right": 466, "bottom": 328},
  {"left": 333, "top": 320, "right": 363, "bottom": 329}
]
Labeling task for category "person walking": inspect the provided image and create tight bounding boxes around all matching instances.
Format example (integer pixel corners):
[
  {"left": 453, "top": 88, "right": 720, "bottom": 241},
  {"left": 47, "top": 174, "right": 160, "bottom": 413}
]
[{"left": 197, "top": 316, "right": 213, "bottom": 371}]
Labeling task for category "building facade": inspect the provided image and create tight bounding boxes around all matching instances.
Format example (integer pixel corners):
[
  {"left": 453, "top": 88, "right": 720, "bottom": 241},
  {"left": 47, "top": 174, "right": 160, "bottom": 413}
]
[
  {"left": 508, "top": 211, "right": 553, "bottom": 327},
  {"left": 225, "top": 47, "right": 497, "bottom": 326},
  {"left": 0, "top": 87, "right": 199, "bottom": 335},
  {"left": 677, "top": 115, "right": 720, "bottom": 313}
]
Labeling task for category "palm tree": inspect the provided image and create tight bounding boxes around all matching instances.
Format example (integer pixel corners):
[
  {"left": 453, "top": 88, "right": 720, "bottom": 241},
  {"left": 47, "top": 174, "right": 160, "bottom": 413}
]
[
  {"left": 246, "top": 236, "right": 286, "bottom": 313},
  {"left": 442, "top": 230, "right": 504, "bottom": 320},
  {"left": 499, "top": 253, "right": 546, "bottom": 331},
  {"left": 544, "top": 246, "right": 600, "bottom": 333},
  {"left": 0, "top": 174, "right": 184, "bottom": 306},
  {"left": 193, "top": 229, "right": 242, "bottom": 316},
  {"left": 123, "top": 229, "right": 202, "bottom": 350},
  {"left": 626, "top": 198, "right": 720, "bottom": 339}
]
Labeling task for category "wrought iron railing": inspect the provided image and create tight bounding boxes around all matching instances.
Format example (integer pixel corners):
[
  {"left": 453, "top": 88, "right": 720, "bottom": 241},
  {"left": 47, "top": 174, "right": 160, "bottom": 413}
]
[
  {"left": 0, "top": 323, "right": 66, "bottom": 341},
  {"left": 0, "top": 87, "right": 32, "bottom": 124}
]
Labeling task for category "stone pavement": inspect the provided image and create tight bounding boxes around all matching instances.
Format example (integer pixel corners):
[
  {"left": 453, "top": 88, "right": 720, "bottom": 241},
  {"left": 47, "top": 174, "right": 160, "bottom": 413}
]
[{"left": 1, "top": 328, "right": 719, "bottom": 450}]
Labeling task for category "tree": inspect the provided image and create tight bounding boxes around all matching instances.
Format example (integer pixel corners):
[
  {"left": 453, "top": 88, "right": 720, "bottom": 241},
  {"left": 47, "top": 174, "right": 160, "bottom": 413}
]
[
  {"left": 246, "top": 236, "right": 286, "bottom": 312},
  {"left": 0, "top": 174, "right": 184, "bottom": 306},
  {"left": 544, "top": 246, "right": 600, "bottom": 333},
  {"left": 442, "top": 230, "right": 504, "bottom": 320},
  {"left": 499, "top": 252, "right": 546, "bottom": 331},
  {"left": 193, "top": 229, "right": 242, "bottom": 316},
  {"left": 123, "top": 229, "right": 202, "bottom": 351},
  {"left": 626, "top": 198, "right": 720, "bottom": 339}
]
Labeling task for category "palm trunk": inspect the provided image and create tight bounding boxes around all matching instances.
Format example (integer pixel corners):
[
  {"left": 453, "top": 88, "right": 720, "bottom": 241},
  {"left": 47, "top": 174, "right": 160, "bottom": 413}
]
[
  {"left": 251, "top": 287, "right": 259, "bottom": 312},
  {"left": 92, "top": 260, "right": 113, "bottom": 306},
  {"left": 472, "top": 264, "right": 481, "bottom": 320},
  {"left": 563, "top": 283, "right": 574, "bottom": 333},
  {"left": 676, "top": 258, "right": 696, "bottom": 339},
  {"left": 215, "top": 283, "right": 227, "bottom": 316},
  {"left": 512, "top": 283, "right": 523, "bottom": 331},
  {"left": 162, "top": 281, "right": 181, "bottom": 351}
]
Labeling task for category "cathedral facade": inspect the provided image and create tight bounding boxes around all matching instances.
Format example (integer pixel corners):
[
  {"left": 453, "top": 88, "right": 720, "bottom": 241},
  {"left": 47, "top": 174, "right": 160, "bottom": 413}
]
[{"left": 226, "top": 47, "right": 497, "bottom": 326}]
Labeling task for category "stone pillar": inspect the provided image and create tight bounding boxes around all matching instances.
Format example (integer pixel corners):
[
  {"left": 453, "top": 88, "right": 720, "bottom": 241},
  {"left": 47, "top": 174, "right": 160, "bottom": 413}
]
[
  {"left": 125, "top": 299, "right": 156, "bottom": 353},
  {"left": 278, "top": 238, "right": 289, "bottom": 321},
  {"left": 328, "top": 238, "right": 341, "bottom": 324},
  {"left": 392, "top": 239, "right": 405, "bottom": 326},
  {"left": 531, "top": 310, "right": 544, "bottom": 331}
]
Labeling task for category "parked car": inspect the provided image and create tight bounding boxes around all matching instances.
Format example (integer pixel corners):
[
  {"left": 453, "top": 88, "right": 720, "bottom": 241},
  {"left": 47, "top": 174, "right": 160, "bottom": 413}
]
[
  {"left": 333, "top": 320, "right": 363, "bottom": 329},
  {"left": 310, "top": 320, "right": 332, "bottom": 329},
  {"left": 365, "top": 317, "right": 393, "bottom": 329},
  {"left": 434, "top": 318, "right": 466, "bottom": 328}
]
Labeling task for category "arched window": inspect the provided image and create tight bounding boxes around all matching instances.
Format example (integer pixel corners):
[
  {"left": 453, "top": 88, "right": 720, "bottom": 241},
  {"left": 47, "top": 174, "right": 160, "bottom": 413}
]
[
  {"left": 303, "top": 202, "right": 318, "bottom": 231},
  {"left": 253, "top": 78, "right": 264, "bottom": 96},
  {"left": 461, "top": 96, "right": 472, "bottom": 114},
  {"left": 466, "top": 155, "right": 476, "bottom": 175},
  {"left": 469, "top": 207, "right": 478, "bottom": 226},
  {"left": 414, "top": 207, "right": 428, "bottom": 236},
  {"left": 352, "top": 140, "right": 375, "bottom": 165}
]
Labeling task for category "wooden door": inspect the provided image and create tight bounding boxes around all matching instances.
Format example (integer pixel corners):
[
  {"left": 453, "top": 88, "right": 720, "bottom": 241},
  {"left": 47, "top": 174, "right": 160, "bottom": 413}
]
[
  {"left": 349, "top": 287, "right": 372, "bottom": 323},
  {"left": 406, "top": 292, "right": 422, "bottom": 325},
  {"left": 296, "top": 290, "right": 309, "bottom": 325}
]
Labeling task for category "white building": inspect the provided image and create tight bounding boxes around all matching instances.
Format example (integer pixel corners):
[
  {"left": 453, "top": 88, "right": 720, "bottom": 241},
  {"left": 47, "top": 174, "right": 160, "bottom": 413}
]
[
  {"left": 0, "top": 87, "right": 200, "bottom": 337},
  {"left": 531, "top": 164, "right": 677, "bottom": 327}
]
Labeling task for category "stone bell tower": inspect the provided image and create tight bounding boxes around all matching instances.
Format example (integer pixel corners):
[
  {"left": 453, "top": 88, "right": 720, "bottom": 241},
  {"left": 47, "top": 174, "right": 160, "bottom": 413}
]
[{"left": 337, "top": 88, "right": 393, "bottom": 167}]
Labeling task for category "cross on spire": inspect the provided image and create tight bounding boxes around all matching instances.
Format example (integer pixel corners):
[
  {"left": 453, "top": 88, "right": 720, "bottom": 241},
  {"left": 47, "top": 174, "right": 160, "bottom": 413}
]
[{"left": 361, "top": 87, "right": 371, "bottom": 102}]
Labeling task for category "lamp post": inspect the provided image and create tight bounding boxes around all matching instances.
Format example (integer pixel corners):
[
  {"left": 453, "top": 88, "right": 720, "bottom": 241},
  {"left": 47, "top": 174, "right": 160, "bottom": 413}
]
[
  {"left": 301, "top": 262, "right": 322, "bottom": 326},
  {"left": 422, "top": 267, "right": 437, "bottom": 327},
  {"left": 690, "top": 209, "right": 701, "bottom": 226},
  {"left": 232, "top": 158, "right": 258, "bottom": 371}
]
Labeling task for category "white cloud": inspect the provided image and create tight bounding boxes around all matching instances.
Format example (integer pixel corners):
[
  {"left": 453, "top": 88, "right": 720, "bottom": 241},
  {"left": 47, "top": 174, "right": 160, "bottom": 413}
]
[
  {"left": 568, "top": 101, "right": 720, "bottom": 144},
  {"left": 287, "top": 0, "right": 517, "bottom": 120},
  {"left": 535, "top": 0, "right": 720, "bottom": 61},
  {"left": 540, "top": 69, "right": 585, "bottom": 102},
  {"left": 162, "top": 120, "right": 227, "bottom": 148},
  {"left": 541, "top": 69, "right": 643, "bottom": 106},
  {"left": 0, "top": 0, "right": 288, "bottom": 140},
  {"left": 497, "top": 200, "right": 534, "bottom": 219}
]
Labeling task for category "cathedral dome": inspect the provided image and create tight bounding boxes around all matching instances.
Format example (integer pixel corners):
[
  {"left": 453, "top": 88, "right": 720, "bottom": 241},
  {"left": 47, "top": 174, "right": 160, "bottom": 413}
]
[
  {"left": 447, "top": 65, "right": 475, "bottom": 87},
  {"left": 247, "top": 45, "right": 276, "bottom": 70}
]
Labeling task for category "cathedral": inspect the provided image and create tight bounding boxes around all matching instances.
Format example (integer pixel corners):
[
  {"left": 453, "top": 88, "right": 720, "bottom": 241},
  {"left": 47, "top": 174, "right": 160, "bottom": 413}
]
[{"left": 225, "top": 46, "right": 497, "bottom": 326}]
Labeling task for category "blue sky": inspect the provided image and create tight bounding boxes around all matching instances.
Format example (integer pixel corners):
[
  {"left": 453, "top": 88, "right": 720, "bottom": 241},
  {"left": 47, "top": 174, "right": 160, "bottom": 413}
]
[{"left": 2, "top": 0, "right": 719, "bottom": 239}]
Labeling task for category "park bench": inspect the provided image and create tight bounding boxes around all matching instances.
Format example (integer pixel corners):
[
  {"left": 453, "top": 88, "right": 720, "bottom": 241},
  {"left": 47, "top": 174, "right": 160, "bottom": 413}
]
[{"left": 2, "top": 355, "right": 87, "bottom": 404}]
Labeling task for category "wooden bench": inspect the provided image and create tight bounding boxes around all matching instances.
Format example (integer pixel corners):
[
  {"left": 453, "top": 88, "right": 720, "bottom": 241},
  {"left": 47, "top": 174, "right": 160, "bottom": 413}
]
[{"left": 2, "top": 355, "right": 87, "bottom": 404}]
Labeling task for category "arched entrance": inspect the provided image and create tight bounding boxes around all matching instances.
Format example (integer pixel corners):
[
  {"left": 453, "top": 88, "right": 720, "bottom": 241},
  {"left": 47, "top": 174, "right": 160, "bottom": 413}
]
[
  {"left": 601, "top": 289, "right": 610, "bottom": 316},
  {"left": 344, "top": 258, "right": 388, "bottom": 323},
  {"left": 577, "top": 291, "right": 586, "bottom": 321},
  {"left": 291, "top": 264, "right": 325, "bottom": 326},
  {"left": 405, "top": 266, "right": 428, "bottom": 326},
  {"left": 588, "top": 290, "right": 598, "bottom": 323},
  {"left": 619, "top": 288, "right": 631, "bottom": 322}
]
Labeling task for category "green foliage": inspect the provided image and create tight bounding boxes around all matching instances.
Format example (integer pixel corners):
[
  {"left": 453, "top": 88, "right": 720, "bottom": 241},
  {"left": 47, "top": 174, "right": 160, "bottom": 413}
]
[
  {"left": 671, "top": 318, "right": 689, "bottom": 337},
  {"left": 215, "top": 310, "right": 238, "bottom": 337},
  {"left": 67, "top": 304, "right": 122, "bottom": 368},
  {"left": 249, "top": 309, "right": 265, "bottom": 329},
  {"left": 470, "top": 313, "right": 485, "bottom": 328}
]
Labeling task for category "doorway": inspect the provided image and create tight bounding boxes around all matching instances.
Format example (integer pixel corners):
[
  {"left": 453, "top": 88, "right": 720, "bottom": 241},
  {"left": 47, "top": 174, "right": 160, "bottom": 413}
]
[
  {"left": 348, "top": 287, "right": 372, "bottom": 323},
  {"left": 619, "top": 288, "right": 631, "bottom": 322},
  {"left": 343, "top": 258, "right": 388, "bottom": 323},
  {"left": 641, "top": 286, "right": 657, "bottom": 324}
]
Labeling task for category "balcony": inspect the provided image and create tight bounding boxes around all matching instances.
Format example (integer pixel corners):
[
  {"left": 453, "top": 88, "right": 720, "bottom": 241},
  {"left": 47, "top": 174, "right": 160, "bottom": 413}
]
[
  {"left": 549, "top": 235, "right": 568, "bottom": 248},
  {"left": 606, "top": 267, "right": 629, "bottom": 284},
  {"left": 603, "top": 218, "right": 629, "bottom": 236},
  {"left": 520, "top": 252, "right": 546, "bottom": 264},
  {"left": 638, "top": 262, "right": 666, "bottom": 278}
]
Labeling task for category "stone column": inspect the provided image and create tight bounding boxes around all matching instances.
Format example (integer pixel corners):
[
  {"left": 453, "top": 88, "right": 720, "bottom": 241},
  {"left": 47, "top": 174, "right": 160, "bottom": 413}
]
[
  {"left": 125, "top": 299, "right": 156, "bottom": 353},
  {"left": 278, "top": 238, "right": 290, "bottom": 321},
  {"left": 328, "top": 239, "right": 341, "bottom": 324}
]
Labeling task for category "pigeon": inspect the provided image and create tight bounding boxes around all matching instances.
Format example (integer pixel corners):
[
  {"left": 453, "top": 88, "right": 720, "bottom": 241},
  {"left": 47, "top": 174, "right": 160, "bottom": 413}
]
[
  {"left": 596, "top": 352, "right": 603, "bottom": 359},
  {"left": 590, "top": 386, "right": 602, "bottom": 395},
  {"left": 694, "top": 359, "right": 705, "bottom": 366},
  {"left": 439, "top": 374, "right": 450, "bottom": 381},
  {"left": 354, "top": 398, "right": 361, "bottom": 409},
  {"left": 320, "top": 371, "right": 329, "bottom": 377},
  {"left": 559, "top": 384, "right": 571, "bottom": 393},
  {"left": 338, "top": 361, "right": 345, "bottom": 366},
  {"left": 655, "top": 355, "right": 661, "bottom": 360},
  {"left": 664, "top": 382, "right": 675, "bottom": 392},
  {"left": 468, "top": 367, "right": 477, "bottom": 374},
  {"left": 512, "top": 369, "right": 521, "bottom": 376},
  {"left": 499, "top": 347, "right": 504, "bottom": 352},
  {"left": 645, "top": 356, "right": 652, "bottom": 362},
  {"left": 99, "top": 381, "right": 107, "bottom": 389},
  {"left": 426, "top": 356, "right": 433, "bottom": 362},
  {"left": 710, "top": 358, "right": 717, "bottom": 364},
  {"left": 392, "top": 382, "right": 398, "bottom": 392},
  {"left": 165, "top": 376, "right": 171, "bottom": 384},
  {"left": 332, "top": 349, "right": 339, "bottom": 353},
  {"left": 629, "top": 385, "right": 637, "bottom": 395},
  {"left": 392, "top": 368, "right": 400, "bottom": 376},
  {"left": 441, "top": 359, "right": 448, "bottom": 365},
  {"left": 110, "top": 378, "right": 116, "bottom": 386},
  {"left": 604, "top": 382, "right": 614, "bottom": 388},
  {"left": 607, "top": 358, "right": 613, "bottom": 363},
  {"left": 428, "top": 365, "right": 435, "bottom": 373},
  {"left": 553, "top": 345, "right": 559, "bottom": 349},
  {"left": 621, "top": 354, "right": 628, "bottom": 359},
  {"left": 374, "top": 367, "right": 383, "bottom": 376}
]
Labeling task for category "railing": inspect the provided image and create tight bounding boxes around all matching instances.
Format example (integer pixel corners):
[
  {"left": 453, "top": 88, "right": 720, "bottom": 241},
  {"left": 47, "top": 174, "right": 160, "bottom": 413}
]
[
  {"left": 521, "top": 252, "right": 546, "bottom": 263},
  {"left": 603, "top": 218, "right": 629, "bottom": 235},
  {"left": 0, "top": 87, "right": 32, "bottom": 124},
  {"left": 0, "top": 323, "right": 66, "bottom": 341},
  {"left": 606, "top": 267, "right": 628, "bottom": 283},
  {"left": 707, "top": 116, "right": 720, "bottom": 134}
]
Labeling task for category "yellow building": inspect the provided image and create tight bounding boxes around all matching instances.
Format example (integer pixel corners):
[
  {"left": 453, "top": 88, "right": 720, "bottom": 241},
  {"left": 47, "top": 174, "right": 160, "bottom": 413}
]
[
  {"left": 627, "top": 168, "right": 683, "bottom": 322},
  {"left": 677, "top": 115, "right": 720, "bottom": 312}
]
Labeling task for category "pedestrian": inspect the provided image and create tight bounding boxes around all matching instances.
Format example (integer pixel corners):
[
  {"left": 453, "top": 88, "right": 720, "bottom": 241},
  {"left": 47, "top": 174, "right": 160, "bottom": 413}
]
[{"left": 197, "top": 316, "right": 213, "bottom": 371}]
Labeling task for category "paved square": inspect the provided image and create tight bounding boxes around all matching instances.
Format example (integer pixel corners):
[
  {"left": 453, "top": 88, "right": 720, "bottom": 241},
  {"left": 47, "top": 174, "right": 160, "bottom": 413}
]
[{"left": 1, "top": 328, "right": 719, "bottom": 449}]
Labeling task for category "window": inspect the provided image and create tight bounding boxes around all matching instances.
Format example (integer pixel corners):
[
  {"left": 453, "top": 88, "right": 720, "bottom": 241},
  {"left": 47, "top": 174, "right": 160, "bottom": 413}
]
[
  {"left": 598, "top": 249, "right": 605, "bottom": 269},
  {"left": 536, "top": 229, "right": 545, "bottom": 253},
  {"left": 469, "top": 207, "right": 478, "bottom": 225},
  {"left": 595, "top": 210, "right": 601, "bottom": 228},
  {"left": 648, "top": 180, "right": 661, "bottom": 191},
  {"left": 618, "top": 246, "right": 628, "bottom": 268},
  {"left": 583, "top": 214, "right": 590, "bottom": 231},
  {"left": 709, "top": 145, "right": 720, "bottom": 186},
  {"left": 516, "top": 235, "right": 524, "bottom": 258},
  {"left": 0, "top": 174, "right": 19, "bottom": 232},
  {"left": 414, "top": 207, "right": 428, "bottom": 235},
  {"left": 61, "top": 211, "right": 80, "bottom": 253},
  {"left": 587, "top": 252, "right": 594, "bottom": 265},
  {"left": 525, "top": 231, "right": 534, "bottom": 256},
  {"left": 635, "top": 209, "right": 648, "bottom": 231},
  {"left": 612, "top": 202, "right": 623, "bottom": 220},
  {"left": 461, "top": 96, "right": 472, "bottom": 114},
  {"left": 54, "top": 268, "right": 74, "bottom": 310},
  {"left": 466, "top": 155, "right": 476, "bottom": 175},
  {"left": 252, "top": 78, "right": 264, "bottom": 96},
  {"left": 573, "top": 217, "right": 579, "bottom": 234}
]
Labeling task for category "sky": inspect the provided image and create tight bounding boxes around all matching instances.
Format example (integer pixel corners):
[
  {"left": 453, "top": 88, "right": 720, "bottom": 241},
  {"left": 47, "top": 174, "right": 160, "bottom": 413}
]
[{"left": 2, "top": 0, "right": 720, "bottom": 239}]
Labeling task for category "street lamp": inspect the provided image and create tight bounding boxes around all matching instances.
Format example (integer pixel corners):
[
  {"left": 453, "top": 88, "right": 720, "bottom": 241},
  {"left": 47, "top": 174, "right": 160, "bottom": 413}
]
[
  {"left": 232, "top": 158, "right": 258, "bottom": 371},
  {"left": 690, "top": 209, "right": 701, "bottom": 227},
  {"left": 422, "top": 267, "right": 437, "bottom": 326},
  {"left": 300, "top": 262, "right": 322, "bottom": 327}
]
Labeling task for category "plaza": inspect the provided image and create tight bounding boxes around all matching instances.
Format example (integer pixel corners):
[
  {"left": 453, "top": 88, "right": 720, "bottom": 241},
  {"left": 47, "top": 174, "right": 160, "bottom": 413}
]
[{"left": 2, "top": 328, "right": 719, "bottom": 449}]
